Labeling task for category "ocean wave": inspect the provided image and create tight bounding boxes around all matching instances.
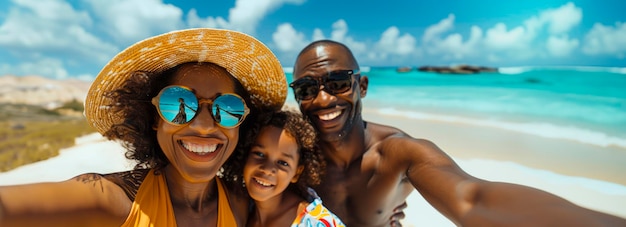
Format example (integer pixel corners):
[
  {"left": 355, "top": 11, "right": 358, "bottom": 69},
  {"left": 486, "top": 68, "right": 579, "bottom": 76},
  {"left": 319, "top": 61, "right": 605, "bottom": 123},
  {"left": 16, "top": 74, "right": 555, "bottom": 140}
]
[
  {"left": 497, "top": 66, "right": 626, "bottom": 74},
  {"left": 283, "top": 66, "right": 371, "bottom": 74},
  {"left": 497, "top": 67, "right": 532, "bottom": 74},
  {"left": 376, "top": 107, "right": 626, "bottom": 149},
  {"left": 550, "top": 66, "right": 626, "bottom": 74},
  {"left": 609, "top": 67, "right": 626, "bottom": 74}
]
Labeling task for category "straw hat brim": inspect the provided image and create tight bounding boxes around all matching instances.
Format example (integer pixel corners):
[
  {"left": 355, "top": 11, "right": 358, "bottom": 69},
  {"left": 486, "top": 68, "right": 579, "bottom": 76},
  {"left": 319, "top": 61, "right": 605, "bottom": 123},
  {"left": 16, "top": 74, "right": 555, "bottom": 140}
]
[{"left": 84, "top": 28, "right": 287, "bottom": 134}]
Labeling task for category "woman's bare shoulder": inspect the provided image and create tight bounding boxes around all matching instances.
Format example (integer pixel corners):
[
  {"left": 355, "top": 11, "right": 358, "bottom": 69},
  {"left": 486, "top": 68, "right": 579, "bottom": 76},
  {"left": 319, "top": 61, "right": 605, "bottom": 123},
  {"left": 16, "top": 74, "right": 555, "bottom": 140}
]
[{"left": 101, "top": 168, "right": 151, "bottom": 202}]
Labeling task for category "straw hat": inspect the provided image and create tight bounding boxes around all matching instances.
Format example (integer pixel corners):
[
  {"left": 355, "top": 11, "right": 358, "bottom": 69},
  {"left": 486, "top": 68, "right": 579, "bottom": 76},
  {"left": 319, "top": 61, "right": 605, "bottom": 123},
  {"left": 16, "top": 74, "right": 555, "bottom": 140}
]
[{"left": 85, "top": 28, "right": 287, "bottom": 134}]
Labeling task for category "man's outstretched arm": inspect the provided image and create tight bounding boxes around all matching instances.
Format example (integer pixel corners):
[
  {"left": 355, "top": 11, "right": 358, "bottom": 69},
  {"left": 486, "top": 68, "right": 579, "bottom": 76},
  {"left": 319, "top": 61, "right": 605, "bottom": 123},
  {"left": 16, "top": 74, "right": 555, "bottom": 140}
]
[
  {"left": 457, "top": 181, "right": 626, "bottom": 226},
  {"left": 395, "top": 137, "right": 626, "bottom": 226}
]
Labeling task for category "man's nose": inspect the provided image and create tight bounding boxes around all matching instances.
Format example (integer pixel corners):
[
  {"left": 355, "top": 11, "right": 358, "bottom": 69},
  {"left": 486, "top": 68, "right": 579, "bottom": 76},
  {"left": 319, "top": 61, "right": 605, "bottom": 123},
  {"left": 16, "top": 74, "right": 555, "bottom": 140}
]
[{"left": 312, "top": 85, "right": 336, "bottom": 105}]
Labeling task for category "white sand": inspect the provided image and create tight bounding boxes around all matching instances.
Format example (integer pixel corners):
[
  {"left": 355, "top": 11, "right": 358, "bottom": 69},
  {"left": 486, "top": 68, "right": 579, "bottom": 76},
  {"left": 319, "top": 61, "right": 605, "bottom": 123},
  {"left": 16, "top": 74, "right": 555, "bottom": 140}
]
[
  {"left": 1, "top": 129, "right": 625, "bottom": 226},
  {"left": 0, "top": 133, "right": 135, "bottom": 185}
]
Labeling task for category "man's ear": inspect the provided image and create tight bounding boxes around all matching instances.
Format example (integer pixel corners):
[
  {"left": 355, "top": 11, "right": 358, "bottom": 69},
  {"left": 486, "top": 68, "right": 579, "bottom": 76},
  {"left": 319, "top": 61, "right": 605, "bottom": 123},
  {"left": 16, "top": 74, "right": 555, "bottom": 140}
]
[
  {"left": 359, "top": 75, "right": 368, "bottom": 98},
  {"left": 291, "top": 165, "right": 305, "bottom": 183}
]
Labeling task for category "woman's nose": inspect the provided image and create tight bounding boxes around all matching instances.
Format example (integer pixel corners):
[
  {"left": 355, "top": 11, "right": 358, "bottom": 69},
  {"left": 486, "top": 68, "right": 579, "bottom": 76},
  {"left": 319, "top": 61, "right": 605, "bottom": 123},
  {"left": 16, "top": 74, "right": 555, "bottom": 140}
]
[{"left": 188, "top": 104, "right": 218, "bottom": 133}]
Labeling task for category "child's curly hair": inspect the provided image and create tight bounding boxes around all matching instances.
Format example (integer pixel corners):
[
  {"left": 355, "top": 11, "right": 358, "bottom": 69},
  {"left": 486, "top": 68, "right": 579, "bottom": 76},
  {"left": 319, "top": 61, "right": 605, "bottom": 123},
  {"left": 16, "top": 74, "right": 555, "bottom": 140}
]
[{"left": 223, "top": 109, "right": 325, "bottom": 200}]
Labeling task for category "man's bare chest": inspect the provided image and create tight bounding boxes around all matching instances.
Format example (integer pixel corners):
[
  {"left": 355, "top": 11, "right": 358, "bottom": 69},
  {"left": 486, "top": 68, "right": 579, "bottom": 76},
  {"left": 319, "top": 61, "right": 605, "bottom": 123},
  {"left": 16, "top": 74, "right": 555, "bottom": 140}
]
[{"left": 315, "top": 165, "right": 405, "bottom": 226}]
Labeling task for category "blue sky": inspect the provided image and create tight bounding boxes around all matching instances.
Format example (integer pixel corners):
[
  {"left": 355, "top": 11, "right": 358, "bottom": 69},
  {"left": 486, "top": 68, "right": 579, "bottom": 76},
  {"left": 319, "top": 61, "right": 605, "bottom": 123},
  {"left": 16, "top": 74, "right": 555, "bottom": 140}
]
[{"left": 0, "top": 0, "right": 624, "bottom": 80}]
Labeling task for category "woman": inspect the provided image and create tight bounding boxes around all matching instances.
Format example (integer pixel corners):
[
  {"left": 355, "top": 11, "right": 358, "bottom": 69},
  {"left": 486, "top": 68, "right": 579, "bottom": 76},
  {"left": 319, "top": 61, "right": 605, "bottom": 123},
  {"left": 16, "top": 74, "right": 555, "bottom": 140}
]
[
  {"left": 171, "top": 97, "right": 191, "bottom": 124},
  {"left": 0, "top": 28, "right": 286, "bottom": 226}
]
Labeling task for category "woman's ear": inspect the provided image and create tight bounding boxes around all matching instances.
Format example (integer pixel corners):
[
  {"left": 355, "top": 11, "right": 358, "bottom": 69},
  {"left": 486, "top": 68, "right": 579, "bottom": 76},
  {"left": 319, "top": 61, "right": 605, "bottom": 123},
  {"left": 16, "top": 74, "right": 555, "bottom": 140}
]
[
  {"left": 152, "top": 115, "right": 160, "bottom": 130},
  {"left": 291, "top": 165, "right": 304, "bottom": 183}
]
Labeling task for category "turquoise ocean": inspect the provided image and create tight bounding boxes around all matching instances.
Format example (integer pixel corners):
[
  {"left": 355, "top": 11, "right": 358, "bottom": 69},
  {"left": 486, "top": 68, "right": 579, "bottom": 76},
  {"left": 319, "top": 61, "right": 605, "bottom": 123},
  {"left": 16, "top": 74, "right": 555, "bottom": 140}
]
[{"left": 285, "top": 66, "right": 626, "bottom": 151}]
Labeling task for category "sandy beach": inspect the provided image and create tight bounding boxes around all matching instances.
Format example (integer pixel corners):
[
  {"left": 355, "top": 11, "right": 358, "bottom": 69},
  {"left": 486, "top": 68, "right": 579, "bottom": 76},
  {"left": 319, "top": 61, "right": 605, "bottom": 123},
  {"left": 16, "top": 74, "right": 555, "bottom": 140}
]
[{"left": 1, "top": 107, "right": 625, "bottom": 226}]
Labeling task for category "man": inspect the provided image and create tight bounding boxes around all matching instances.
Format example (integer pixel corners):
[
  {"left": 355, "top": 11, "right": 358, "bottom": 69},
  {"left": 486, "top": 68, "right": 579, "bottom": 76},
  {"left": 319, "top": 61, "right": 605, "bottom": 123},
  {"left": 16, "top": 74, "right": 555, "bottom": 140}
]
[{"left": 290, "top": 40, "right": 626, "bottom": 227}]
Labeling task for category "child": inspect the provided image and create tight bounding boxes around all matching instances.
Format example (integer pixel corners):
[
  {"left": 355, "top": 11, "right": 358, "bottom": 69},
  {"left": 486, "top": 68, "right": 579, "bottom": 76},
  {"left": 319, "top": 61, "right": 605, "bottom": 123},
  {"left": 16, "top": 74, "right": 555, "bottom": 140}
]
[{"left": 233, "top": 110, "right": 345, "bottom": 227}]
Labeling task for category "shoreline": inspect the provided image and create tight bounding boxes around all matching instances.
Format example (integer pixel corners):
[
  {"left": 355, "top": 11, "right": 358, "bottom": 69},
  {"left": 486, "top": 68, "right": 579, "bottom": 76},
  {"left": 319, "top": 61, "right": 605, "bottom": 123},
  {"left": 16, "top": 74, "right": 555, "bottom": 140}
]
[{"left": 361, "top": 104, "right": 626, "bottom": 186}]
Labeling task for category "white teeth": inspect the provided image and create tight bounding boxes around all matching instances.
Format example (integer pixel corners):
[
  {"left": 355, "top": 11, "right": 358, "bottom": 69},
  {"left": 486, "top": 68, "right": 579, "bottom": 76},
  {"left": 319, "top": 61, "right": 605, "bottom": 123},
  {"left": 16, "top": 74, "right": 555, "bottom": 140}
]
[
  {"left": 254, "top": 178, "right": 273, "bottom": 187},
  {"left": 319, "top": 111, "right": 341, "bottom": 121},
  {"left": 182, "top": 142, "right": 217, "bottom": 155}
]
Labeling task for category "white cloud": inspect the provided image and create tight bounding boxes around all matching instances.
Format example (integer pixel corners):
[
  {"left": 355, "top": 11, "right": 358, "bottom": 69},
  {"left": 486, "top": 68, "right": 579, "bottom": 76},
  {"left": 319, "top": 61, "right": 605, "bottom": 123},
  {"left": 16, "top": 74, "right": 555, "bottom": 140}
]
[
  {"left": 327, "top": 23, "right": 368, "bottom": 59},
  {"left": 330, "top": 20, "right": 349, "bottom": 42},
  {"left": 1, "top": 0, "right": 92, "bottom": 50},
  {"left": 481, "top": 2, "right": 582, "bottom": 60},
  {"left": 312, "top": 28, "right": 325, "bottom": 41},
  {"left": 376, "top": 26, "right": 416, "bottom": 55},
  {"left": 484, "top": 23, "right": 528, "bottom": 50},
  {"left": 13, "top": 0, "right": 92, "bottom": 24},
  {"left": 0, "top": 58, "right": 69, "bottom": 79},
  {"left": 467, "top": 26, "right": 483, "bottom": 48},
  {"left": 445, "top": 33, "right": 480, "bottom": 59},
  {"left": 423, "top": 14, "right": 455, "bottom": 43},
  {"left": 421, "top": 15, "right": 482, "bottom": 60},
  {"left": 83, "top": 0, "right": 184, "bottom": 45},
  {"left": 1, "top": 0, "right": 308, "bottom": 78},
  {"left": 229, "top": 0, "right": 304, "bottom": 35},
  {"left": 186, "top": 9, "right": 230, "bottom": 28},
  {"left": 272, "top": 23, "right": 308, "bottom": 52},
  {"left": 187, "top": 0, "right": 305, "bottom": 35},
  {"left": 539, "top": 2, "right": 582, "bottom": 34},
  {"left": 270, "top": 19, "right": 416, "bottom": 66},
  {"left": 546, "top": 35, "right": 579, "bottom": 57},
  {"left": 518, "top": 2, "right": 582, "bottom": 42},
  {"left": 0, "top": 0, "right": 119, "bottom": 78},
  {"left": 418, "top": 2, "right": 583, "bottom": 63},
  {"left": 487, "top": 54, "right": 501, "bottom": 62},
  {"left": 274, "top": 20, "right": 369, "bottom": 63},
  {"left": 582, "top": 22, "right": 626, "bottom": 58}
]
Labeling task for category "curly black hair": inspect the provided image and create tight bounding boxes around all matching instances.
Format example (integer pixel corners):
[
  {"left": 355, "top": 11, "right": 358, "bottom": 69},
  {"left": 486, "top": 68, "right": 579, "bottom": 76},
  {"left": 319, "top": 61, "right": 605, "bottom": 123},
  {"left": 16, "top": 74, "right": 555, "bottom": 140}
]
[
  {"left": 223, "top": 109, "right": 325, "bottom": 200},
  {"left": 101, "top": 62, "right": 257, "bottom": 172}
]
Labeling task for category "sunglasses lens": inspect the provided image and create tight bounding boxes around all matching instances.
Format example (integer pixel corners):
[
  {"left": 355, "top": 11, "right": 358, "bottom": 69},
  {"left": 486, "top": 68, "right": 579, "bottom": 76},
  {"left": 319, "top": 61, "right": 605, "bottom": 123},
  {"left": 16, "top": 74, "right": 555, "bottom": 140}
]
[
  {"left": 157, "top": 86, "right": 199, "bottom": 124},
  {"left": 291, "top": 78, "right": 319, "bottom": 101},
  {"left": 326, "top": 71, "right": 353, "bottom": 94},
  {"left": 212, "top": 94, "right": 247, "bottom": 127}
]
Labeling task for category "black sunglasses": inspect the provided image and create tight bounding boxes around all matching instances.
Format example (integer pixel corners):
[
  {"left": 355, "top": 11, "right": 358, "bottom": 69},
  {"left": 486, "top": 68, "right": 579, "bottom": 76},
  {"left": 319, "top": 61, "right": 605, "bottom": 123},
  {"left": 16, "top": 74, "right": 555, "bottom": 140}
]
[{"left": 289, "top": 70, "right": 359, "bottom": 101}]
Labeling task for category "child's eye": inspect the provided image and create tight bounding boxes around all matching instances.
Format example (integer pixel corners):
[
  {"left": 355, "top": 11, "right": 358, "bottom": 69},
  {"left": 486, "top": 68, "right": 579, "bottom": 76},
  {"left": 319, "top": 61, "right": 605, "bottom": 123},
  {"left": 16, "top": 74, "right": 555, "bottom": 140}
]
[
  {"left": 252, "top": 151, "right": 264, "bottom": 158},
  {"left": 277, "top": 160, "right": 289, "bottom": 166}
]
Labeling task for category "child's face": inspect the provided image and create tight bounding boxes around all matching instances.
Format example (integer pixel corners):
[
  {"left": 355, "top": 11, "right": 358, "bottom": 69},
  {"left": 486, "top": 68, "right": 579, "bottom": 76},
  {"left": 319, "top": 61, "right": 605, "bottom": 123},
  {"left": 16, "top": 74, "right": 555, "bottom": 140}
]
[{"left": 243, "top": 126, "right": 304, "bottom": 202}]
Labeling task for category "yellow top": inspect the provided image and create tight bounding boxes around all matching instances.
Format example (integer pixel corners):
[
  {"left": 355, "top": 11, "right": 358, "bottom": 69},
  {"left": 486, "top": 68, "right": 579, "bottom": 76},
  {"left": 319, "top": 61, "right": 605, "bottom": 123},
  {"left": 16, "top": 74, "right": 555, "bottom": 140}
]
[{"left": 121, "top": 169, "right": 236, "bottom": 226}]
